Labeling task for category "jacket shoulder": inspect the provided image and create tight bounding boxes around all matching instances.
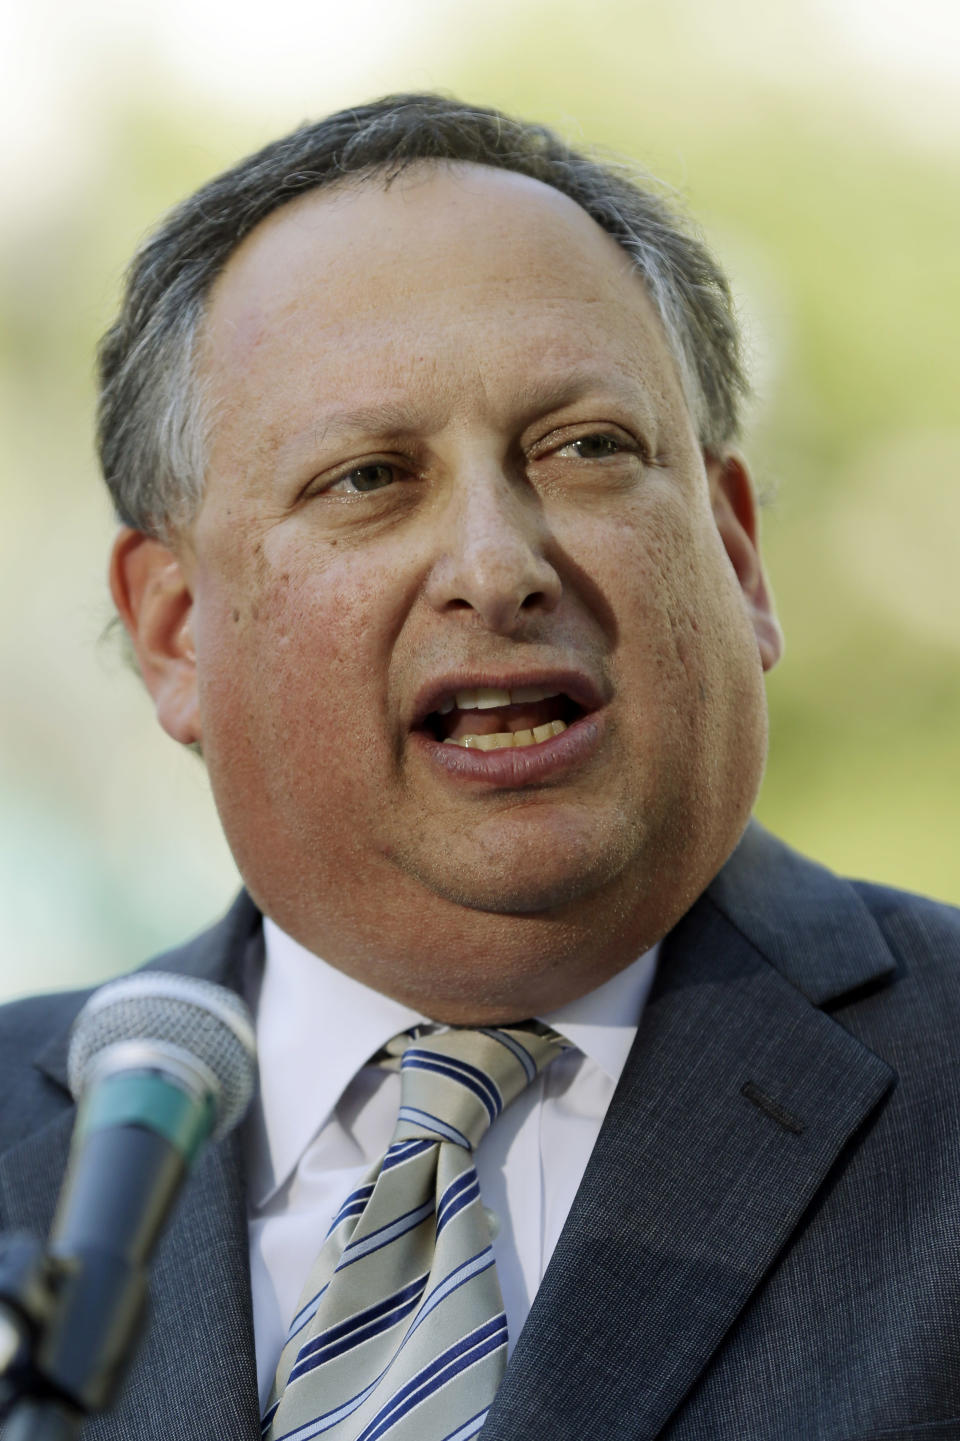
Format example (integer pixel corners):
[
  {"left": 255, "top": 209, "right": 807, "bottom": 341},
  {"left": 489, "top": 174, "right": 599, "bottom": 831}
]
[
  {"left": 845, "top": 879, "right": 960, "bottom": 1028},
  {"left": 0, "top": 987, "right": 90, "bottom": 1150},
  {"left": 0, "top": 890, "right": 262, "bottom": 1156},
  {"left": 818, "top": 879, "right": 960, "bottom": 1105},
  {"left": 850, "top": 878, "right": 960, "bottom": 966}
]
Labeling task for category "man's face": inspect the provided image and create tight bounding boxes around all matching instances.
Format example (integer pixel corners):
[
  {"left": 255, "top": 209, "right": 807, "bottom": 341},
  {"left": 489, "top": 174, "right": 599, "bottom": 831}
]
[{"left": 132, "top": 163, "right": 780, "bottom": 1017}]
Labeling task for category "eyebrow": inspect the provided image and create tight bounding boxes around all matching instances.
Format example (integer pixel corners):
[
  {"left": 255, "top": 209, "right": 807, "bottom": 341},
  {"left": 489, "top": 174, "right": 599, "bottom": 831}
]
[
  {"left": 311, "top": 400, "right": 428, "bottom": 444},
  {"left": 284, "top": 367, "right": 656, "bottom": 459}
]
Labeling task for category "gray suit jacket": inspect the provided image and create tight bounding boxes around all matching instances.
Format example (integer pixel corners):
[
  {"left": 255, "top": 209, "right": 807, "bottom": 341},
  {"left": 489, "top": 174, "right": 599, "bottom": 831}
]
[{"left": 2, "top": 823, "right": 960, "bottom": 1439}]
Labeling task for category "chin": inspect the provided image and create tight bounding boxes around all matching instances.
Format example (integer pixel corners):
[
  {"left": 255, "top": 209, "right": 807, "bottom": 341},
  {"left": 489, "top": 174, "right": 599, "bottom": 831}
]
[
  {"left": 394, "top": 814, "right": 647, "bottom": 918},
  {"left": 420, "top": 869, "right": 604, "bottom": 916}
]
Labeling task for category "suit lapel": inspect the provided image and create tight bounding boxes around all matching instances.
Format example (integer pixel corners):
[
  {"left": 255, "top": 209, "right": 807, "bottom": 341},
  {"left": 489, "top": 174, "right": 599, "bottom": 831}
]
[
  {"left": 0, "top": 893, "right": 264, "bottom": 1440},
  {"left": 484, "top": 825, "right": 898, "bottom": 1440}
]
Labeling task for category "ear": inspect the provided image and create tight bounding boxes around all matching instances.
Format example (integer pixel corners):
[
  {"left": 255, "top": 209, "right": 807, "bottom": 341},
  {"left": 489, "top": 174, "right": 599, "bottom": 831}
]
[
  {"left": 109, "top": 527, "right": 202, "bottom": 745},
  {"left": 706, "top": 452, "right": 783, "bottom": 673}
]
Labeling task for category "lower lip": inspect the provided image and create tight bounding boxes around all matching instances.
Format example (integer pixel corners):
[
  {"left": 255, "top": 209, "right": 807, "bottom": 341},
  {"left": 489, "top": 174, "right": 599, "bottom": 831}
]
[{"left": 409, "top": 711, "right": 605, "bottom": 788}]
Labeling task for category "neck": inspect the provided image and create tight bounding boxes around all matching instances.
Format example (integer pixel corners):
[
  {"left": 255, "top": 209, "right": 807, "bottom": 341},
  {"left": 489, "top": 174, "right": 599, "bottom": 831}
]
[{"left": 249, "top": 854, "right": 706, "bottom": 1025}]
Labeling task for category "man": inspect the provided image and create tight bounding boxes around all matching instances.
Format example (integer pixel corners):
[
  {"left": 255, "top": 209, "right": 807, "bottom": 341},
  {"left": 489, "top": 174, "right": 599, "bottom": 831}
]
[{"left": 1, "top": 94, "right": 958, "bottom": 1440}]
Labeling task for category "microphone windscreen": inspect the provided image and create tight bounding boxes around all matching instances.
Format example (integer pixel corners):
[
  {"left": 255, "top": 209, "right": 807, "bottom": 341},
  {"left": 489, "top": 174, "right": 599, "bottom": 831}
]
[{"left": 67, "top": 973, "right": 257, "bottom": 1138}]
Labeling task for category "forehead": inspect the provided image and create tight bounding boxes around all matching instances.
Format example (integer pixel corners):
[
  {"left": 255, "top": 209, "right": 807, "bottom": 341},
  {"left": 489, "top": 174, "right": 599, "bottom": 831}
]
[
  {"left": 199, "top": 163, "right": 688, "bottom": 440},
  {"left": 209, "top": 161, "right": 639, "bottom": 310}
]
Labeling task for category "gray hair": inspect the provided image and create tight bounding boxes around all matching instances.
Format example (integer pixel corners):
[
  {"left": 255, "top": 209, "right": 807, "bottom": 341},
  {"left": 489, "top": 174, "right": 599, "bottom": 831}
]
[{"left": 97, "top": 93, "right": 748, "bottom": 540}]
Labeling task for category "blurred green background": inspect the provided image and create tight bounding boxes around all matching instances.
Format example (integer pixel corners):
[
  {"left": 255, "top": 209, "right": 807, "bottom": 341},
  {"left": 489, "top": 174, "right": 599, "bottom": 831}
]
[{"left": 2, "top": 0, "right": 957, "bottom": 1000}]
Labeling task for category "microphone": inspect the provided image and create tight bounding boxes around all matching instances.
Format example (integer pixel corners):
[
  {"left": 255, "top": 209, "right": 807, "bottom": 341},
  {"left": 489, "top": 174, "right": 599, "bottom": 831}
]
[{"left": 2, "top": 972, "right": 256, "bottom": 1433}]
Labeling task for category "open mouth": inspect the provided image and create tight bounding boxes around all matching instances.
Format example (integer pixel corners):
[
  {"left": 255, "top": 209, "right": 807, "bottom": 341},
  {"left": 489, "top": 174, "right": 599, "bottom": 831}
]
[{"left": 421, "top": 685, "right": 586, "bottom": 751}]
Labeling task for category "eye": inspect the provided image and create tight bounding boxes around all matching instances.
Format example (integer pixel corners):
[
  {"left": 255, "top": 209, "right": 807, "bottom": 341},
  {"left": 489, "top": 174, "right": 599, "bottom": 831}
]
[
  {"left": 558, "top": 433, "right": 627, "bottom": 461},
  {"left": 327, "top": 462, "right": 398, "bottom": 495}
]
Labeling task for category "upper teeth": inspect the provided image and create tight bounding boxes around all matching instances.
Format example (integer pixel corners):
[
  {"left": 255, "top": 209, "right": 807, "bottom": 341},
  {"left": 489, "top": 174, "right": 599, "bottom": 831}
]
[{"left": 438, "top": 685, "right": 561, "bottom": 715}]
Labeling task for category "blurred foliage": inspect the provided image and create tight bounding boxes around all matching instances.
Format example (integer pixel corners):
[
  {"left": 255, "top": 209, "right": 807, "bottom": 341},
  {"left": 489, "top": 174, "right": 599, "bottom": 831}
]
[{"left": 1, "top": 0, "right": 957, "bottom": 999}]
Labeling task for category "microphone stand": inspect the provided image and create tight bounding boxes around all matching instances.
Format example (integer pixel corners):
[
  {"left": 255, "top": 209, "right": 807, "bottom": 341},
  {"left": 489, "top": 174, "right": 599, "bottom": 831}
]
[
  {"left": 0, "top": 1232, "right": 114, "bottom": 1441},
  {"left": 3, "top": 1397, "right": 80, "bottom": 1441}
]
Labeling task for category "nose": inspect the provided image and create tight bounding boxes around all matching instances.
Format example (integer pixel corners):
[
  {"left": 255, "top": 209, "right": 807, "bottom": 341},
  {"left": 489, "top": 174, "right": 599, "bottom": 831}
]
[{"left": 424, "top": 466, "right": 562, "bottom": 634}]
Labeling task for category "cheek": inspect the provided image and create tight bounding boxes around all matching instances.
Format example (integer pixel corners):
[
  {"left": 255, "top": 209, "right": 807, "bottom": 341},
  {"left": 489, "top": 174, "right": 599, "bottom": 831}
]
[
  {"left": 193, "top": 542, "right": 392, "bottom": 774},
  {"left": 193, "top": 558, "right": 402, "bottom": 896},
  {"left": 607, "top": 503, "right": 764, "bottom": 746},
  {"left": 662, "top": 526, "right": 770, "bottom": 815}
]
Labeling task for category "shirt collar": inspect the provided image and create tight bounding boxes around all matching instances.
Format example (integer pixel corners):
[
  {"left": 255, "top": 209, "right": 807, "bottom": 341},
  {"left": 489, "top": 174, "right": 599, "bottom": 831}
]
[
  {"left": 249, "top": 917, "right": 658, "bottom": 1207},
  {"left": 539, "top": 944, "right": 658, "bottom": 1084},
  {"left": 250, "top": 918, "right": 426, "bottom": 1206}
]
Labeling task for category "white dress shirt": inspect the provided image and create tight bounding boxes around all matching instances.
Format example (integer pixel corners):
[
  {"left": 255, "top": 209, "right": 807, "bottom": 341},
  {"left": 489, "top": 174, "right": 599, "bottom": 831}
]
[{"left": 246, "top": 919, "right": 659, "bottom": 1407}]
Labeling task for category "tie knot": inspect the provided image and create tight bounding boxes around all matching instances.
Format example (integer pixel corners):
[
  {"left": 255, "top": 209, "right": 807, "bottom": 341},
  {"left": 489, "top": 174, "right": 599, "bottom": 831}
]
[{"left": 388, "top": 1024, "right": 565, "bottom": 1151}]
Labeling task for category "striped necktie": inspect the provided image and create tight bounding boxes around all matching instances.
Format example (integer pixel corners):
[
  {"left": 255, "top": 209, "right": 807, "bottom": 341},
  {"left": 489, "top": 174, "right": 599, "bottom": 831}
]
[{"left": 262, "top": 1024, "right": 566, "bottom": 1441}]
